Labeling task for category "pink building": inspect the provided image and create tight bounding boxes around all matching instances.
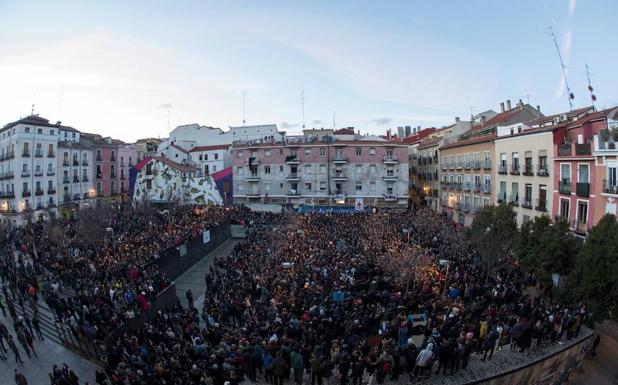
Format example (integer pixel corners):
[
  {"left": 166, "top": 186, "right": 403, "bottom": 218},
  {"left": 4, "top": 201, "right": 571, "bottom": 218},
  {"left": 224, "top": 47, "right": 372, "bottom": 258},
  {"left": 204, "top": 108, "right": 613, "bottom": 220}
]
[{"left": 552, "top": 108, "right": 616, "bottom": 235}]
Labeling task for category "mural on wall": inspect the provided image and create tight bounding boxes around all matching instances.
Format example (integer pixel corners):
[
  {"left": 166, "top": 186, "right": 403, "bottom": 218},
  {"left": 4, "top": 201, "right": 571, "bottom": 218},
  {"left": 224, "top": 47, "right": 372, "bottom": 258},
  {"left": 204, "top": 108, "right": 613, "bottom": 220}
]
[{"left": 132, "top": 158, "right": 223, "bottom": 205}]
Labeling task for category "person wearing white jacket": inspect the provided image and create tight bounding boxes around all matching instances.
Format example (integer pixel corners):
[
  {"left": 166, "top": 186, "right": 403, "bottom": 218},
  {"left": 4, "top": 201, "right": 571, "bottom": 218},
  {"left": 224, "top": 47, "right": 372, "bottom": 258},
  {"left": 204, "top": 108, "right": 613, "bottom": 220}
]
[{"left": 414, "top": 342, "right": 434, "bottom": 379}]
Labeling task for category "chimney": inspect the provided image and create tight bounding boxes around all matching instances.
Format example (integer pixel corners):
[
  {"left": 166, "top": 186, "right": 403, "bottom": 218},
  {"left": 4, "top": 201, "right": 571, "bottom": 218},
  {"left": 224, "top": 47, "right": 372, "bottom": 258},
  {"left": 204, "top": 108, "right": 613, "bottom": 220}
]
[
  {"left": 455, "top": 116, "right": 460, "bottom": 122},
  {"left": 518, "top": 99, "right": 524, "bottom": 110},
  {"left": 536, "top": 105, "right": 541, "bottom": 113},
  {"left": 506, "top": 100, "right": 512, "bottom": 111},
  {"left": 500, "top": 102, "right": 505, "bottom": 112},
  {"left": 417, "top": 125, "right": 421, "bottom": 132},
  {"left": 481, "top": 116, "right": 486, "bottom": 124}
]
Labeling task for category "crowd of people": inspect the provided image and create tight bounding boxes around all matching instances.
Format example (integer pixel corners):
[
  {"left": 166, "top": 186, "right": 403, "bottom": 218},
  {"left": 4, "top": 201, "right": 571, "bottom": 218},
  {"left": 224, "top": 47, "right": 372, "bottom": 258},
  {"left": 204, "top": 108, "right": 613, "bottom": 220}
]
[{"left": 100, "top": 208, "right": 589, "bottom": 385}]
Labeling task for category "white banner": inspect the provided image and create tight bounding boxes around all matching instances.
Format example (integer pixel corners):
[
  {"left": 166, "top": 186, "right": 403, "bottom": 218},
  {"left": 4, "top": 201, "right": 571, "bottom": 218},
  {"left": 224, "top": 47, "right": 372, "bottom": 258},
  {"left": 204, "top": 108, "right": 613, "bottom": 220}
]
[
  {"left": 355, "top": 198, "right": 364, "bottom": 211},
  {"left": 203, "top": 230, "right": 211, "bottom": 244}
]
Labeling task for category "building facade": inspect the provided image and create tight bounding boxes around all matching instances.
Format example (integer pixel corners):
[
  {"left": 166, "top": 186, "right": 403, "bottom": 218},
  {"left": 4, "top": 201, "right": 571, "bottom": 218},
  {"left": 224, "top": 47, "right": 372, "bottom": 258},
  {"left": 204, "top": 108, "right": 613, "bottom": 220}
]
[
  {"left": 57, "top": 141, "right": 95, "bottom": 215},
  {"left": 189, "top": 144, "right": 232, "bottom": 175},
  {"left": 232, "top": 131, "right": 409, "bottom": 208},
  {"left": 592, "top": 109, "right": 618, "bottom": 219}
]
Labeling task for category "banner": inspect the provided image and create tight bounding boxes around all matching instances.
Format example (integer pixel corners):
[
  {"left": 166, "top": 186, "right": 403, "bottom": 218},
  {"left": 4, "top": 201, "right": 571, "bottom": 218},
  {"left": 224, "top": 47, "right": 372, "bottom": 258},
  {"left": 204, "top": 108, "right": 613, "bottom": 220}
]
[
  {"left": 354, "top": 198, "right": 364, "bottom": 211},
  {"left": 179, "top": 243, "right": 187, "bottom": 257},
  {"left": 203, "top": 230, "right": 211, "bottom": 244}
]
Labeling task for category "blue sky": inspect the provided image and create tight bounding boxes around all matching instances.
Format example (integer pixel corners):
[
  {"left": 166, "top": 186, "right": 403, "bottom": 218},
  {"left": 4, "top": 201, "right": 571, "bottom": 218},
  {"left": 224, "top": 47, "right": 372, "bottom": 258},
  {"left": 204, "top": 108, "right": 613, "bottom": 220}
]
[{"left": 0, "top": 0, "right": 616, "bottom": 141}]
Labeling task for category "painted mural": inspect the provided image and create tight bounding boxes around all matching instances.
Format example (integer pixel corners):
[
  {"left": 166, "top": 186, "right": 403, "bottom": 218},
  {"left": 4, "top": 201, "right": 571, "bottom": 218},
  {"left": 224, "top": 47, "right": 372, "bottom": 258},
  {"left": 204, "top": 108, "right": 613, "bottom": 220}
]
[{"left": 132, "top": 158, "right": 223, "bottom": 205}]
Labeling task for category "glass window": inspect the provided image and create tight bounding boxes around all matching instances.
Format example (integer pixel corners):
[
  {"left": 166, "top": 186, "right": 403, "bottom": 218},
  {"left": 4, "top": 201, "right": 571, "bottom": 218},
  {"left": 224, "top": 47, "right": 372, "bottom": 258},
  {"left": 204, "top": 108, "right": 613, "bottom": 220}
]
[
  {"left": 578, "top": 164, "right": 589, "bottom": 183},
  {"left": 561, "top": 164, "right": 571, "bottom": 182}
]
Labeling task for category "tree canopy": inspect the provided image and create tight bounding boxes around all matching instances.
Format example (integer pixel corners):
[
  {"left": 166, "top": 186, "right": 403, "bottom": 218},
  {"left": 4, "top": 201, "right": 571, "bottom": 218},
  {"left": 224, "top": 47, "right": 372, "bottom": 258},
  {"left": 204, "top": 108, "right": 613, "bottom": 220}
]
[{"left": 466, "top": 203, "right": 518, "bottom": 266}]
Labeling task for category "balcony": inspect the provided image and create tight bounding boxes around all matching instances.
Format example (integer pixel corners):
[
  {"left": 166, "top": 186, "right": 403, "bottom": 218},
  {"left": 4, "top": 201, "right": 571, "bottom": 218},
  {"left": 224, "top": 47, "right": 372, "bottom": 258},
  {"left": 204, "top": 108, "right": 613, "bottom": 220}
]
[
  {"left": 110, "top": 173, "right": 116, "bottom": 179},
  {"left": 473, "top": 184, "right": 481, "bottom": 193},
  {"left": 22, "top": 190, "right": 31, "bottom": 198},
  {"left": 440, "top": 181, "right": 449, "bottom": 189},
  {"left": 34, "top": 170, "right": 43, "bottom": 177},
  {"left": 22, "top": 151, "right": 30, "bottom": 157},
  {"left": 96, "top": 156, "right": 102, "bottom": 162},
  {"left": 464, "top": 183, "right": 472, "bottom": 192},
  {"left": 332, "top": 172, "right": 347, "bottom": 181},
  {"left": 558, "top": 144, "right": 572, "bottom": 157},
  {"left": 383, "top": 155, "right": 398, "bottom": 164},
  {"left": 576, "top": 182, "right": 590, "bottom": 197},
  {"left": 535, "top": 199, "right": 547, "bottom": 212},
  {"left": 247, "top": 173, "right": 261, "bottom": 182},
  {"left": 333, "top": 155, "right": 348, "bottom": 164},
  {"left": 0, "top": 192, "right": 15, "bottom": 199},
  {"left": 63, "top": 177, "right": 70, "bottom": 184},
  {"left": 0, "top": 152, "right": 15, "bottom": 161},
  {"left": 21, "top": 171, "right": 30, "bottom": 177},
  {"left": 246, "top": 191, "right": 261, "bottom": 198},
  {"left": 522, "top": 165, "right": 534, "bottom": 176},
  {"left": 48, "top": 188, "right": 56, "bottom": 195},
  {"left": 574, "top": 220, "right": 588, "bottom": 235},
  {"left": 47, "top": 170, "right": 55, "bottom": 176},
  {"left": 483, "top": 161, "right": 492, "bottom": 170},
  {"left": 35, "top": 189, "right": 44, "bottom": 196},
  {"left": 47, "top": 152, "right": 55, "bottom": 158},
  {"left": 36, "top": 203, "right": 44, "bottom": 210},
  {"left": 575, "top": 143, "right": 591, "bottom": 156},
  {"left": 472, "top": 161, "right": 481, "bottom": 170},
  {"left": 82, "top": 160, "right": 89, "bottom": 166},
  {"left": 521, "top": 199, "right": 533, "bottom": 209},
  {"left": 441, "top": 163, "right": 448, "bottom": 170},
  {"left": 383, "top": 194, "right": 397, "bottom": 202},
  {"left": 82, "top": 176, "right": 89, "bottom": 182},
  {"left": 287, "top": 190, "right": 301, "bottom": 196},
  {"left": 285, "top": 156, "right": 299, "bottom": 165},
  {"left": 245, "top": 156, "right": 260, "bottom": 166},
  {"left": 498, "top": 164, "right": 508, "bottom": 175},
  {"left": 382, "top": 172, "right": 398, "bottom": 181},
  {"left": 537, "top": 165, "right": 549, "bottom": 177},
  {"left": 603, "top": 180, "right": 618, "bottom": 195},
  {"left": 63, "top": 161, "right": 70, "bottom": 167},
  {"left": 510, "top": 164, "right": 521, "bottom": 175},
  {"left": 48, "top": 200, "right": 56, "bottom": 208},
  {"left": 453, "top": 182, "right": 462, "bottom": 191},
  {"left": 594, "top": 134, "right": 618, "bottom": 153},
  {"left": 482, "top": 185, "right": 491, "bottom": 194},
  {"left": 72, "top": 160, "right": 79, "bottom": 167},
  {"left": 0, "top": 171, "right": 14, "bottom": 180},
  {"left": 73, "top": 176, "right": 80, "bottom": 183},
  {"left": 120, "top": 162, "right": 125, "bottom": 167},
  {"left": 509, "top": 196, "right": 519, "bottom": 206},
  {"left": 497, "top": 191, "right": 506, "bottom": 203},
  {"left": 96, "top": 173, "right": 102, "bottom": 179},
  {"left": 464, "top": 162, "right": 471, "bottom": 170},
  {"left": 34, "top": 151, "right": 43, "bottom": 158},
  {"left": 63, "top": 194, "right": 71, "bottom": 203},
  {"left": 559, "top": 181, "right": 571, "bottom": 195},
  {"left": 110, "top": 156, "right": 116, "bottom": 162}
]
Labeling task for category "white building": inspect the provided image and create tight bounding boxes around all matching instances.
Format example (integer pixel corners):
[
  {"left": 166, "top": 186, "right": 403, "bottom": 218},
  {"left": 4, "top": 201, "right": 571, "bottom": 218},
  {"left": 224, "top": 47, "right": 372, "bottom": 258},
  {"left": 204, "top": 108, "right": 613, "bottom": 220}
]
[
  {"left": 0, "top": 115, "right": 80, "bottom": 226},
  {"left": 189, "top": 144, "right": 232, "bottom": 175},
  {"left": 57, "top": 141, "right": 95, "bottom": 210}
]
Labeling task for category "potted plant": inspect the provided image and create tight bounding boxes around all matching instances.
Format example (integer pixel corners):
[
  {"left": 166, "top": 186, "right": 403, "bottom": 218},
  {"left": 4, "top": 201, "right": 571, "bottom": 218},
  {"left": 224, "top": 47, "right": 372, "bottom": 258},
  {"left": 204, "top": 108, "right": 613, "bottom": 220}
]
[
  {"left": 612, "top": 127, "right": 618, "bottom": 142},
  {"left": 600, "top": 128, "right": 610, "bottom": 143}
]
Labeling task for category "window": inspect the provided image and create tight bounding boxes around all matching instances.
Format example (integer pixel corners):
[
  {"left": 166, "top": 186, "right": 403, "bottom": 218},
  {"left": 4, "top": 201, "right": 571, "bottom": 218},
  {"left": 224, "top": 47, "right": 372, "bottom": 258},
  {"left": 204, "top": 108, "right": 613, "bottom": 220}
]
[
  {"left": 370, "top": 182, "right": 376, "bottom": 191},
  {"left": 50, "top": 130, "right": 54, "bottom": 136},
  {"left": 608, "top": 166, "right": 617, "bottom": 187},
  {"left": 319, "top": 181, "right": 326, "bottom": 191},
  {"left": 265, "top": 182, "right": 271, "bottom": 191},
  {"left": 356, "top": 165, "right": 362, "bottom": 174},
  {"left": 500, "top": 153, "right": 507, "bottom": 168},
  {"left": 561, "top": 164, "right": 571, "bottom": 182},
  {"left": 524, "top": 184, "right": 532, "bottom": 206},
  {"left": 237, "top": 151, "right": 243, "bottom": 159},
  {"left": 264, "top": 165, "right": 271, "bottom": 174},
  {"left": 577, "top": 201, "right": 588, "bottom": 224},
  {"left": 265, "top": 149, "right": 271, "bottom": 157},
  {"left": 319, "top": 148, "right": 326, "bottom": 157},
  {"left": 236, "top": 166, "right": 244, "bottom": 175},
  {"left": 483, "top": 151, "right": 491, "bottom": 167},
  {"left": 110, "top": 151, "right": 115, "bottom": 161},
  {"left": 578, "top": 164, "right": 589, "bottom": 183},
  {"left": 319, "top": 165, "right": 326, "bottom": 174},
  {"left": 305, "top": 148, "right": 312, "bottom": 156},
  {"left": 538, "top": 185, "right": 547, "bottom": 210},
  {"left": 214, "top": 153, "right": 219, "bottom": 160},
  {"left": 212, "top": 165, "right": 216, "bottom": 172},
  {"left": 146, "top": 180, "right": 152, "bottom": 189},
  {"left": 97, "top": 150, "right": 102, "bottom": 161},
  {"left": 237, "top": 184, "right": 244, "bottom": 191},
  {"left": 510, "top": 182, "right": 519, "bottom": 204},
  {"left": 304, "top": 164, "right": 311, "bottom": 173},
  {"left": 512, "top": 153, "right": 520, "bottom": 171},
  {"left": 369, "top": 148, "right": 376, "bottom": 156},
  {"left": 199, "top": 154, "right": 203, "bottom": 161},
  {"left": 279, "top": 165, "right": 283, "bottom": 172},
  {"left": 305, "top": 182, "right": 312, "bottom": 191},
  {"left": 369, "top": 164, "right": 376, "bottom": 174},
  {"left": 355, "top": 147, "right": 362, "bottom": 156},
  {"left": 356, "top": 182, "right": 362, "bottom": 191},
  {"left": 204, "top": 154, "right": 208, "bottom": 160},
  {"left": 23, "top": 182, "right": 28, "bottom": 191},
  {"left": 23, "top": 142, "right": 30, "bottom": 155},
  {"left": 560, "top": 198, "right": 570, "bottom": 219},
  {"left": 25, "top": 127, "right": 30, "bottom": 133},
  {"left": 48, "top": 180, "right": 52, "bottom": 190},
  {"left": 498, "top": 181, "right": 507, "bottom": 202}
]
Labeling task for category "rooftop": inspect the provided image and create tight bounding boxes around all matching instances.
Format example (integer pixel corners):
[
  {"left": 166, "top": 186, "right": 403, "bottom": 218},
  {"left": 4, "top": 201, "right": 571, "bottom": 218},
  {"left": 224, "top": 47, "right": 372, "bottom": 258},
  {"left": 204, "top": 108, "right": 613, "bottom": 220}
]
[{"left": 2, "top": 115, "right": 80, "bottom": 133}]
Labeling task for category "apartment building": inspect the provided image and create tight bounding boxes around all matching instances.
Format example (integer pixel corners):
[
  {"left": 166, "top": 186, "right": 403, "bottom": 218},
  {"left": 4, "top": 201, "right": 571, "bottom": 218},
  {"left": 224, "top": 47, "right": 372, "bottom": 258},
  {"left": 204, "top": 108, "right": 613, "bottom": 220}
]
[
  {"left": 57, "top": 141, "right": 95, "bottom": 215},
  {"left": 439, "top": 100, "right": 543, "bottom": 225},
  {"left": 592, "top": 109, "right": 618, "bottom": 219},
  {"left": 189, "top": 144, "right": 232, "bottom": 175},
  {"left": 0, "top": 115, "right": 82, "bottom": 226},
  {"left": 404, "top": 128, "right": 436, "bottom": 206},
  {"left": 232, "top": 129, "right": 409, "bottom": 208},
  {"left": 552, "top": 108, "right": 618, "bottom": 235},
  {"left": 493, "top": 122, "right": 555, "bottom": 225}
]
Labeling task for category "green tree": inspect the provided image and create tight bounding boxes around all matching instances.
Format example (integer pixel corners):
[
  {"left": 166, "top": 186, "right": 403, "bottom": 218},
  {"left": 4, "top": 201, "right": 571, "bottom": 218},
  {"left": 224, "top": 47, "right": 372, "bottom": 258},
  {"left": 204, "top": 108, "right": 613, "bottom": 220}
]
[
  {"left": 466, "top": 203, "right": 518, "bottom": 266},
  {"left": 518, "top": 215, "right": 579, "bottom": 284},
  {"left": 563, "top": 214, "right": 618, "bottom": 323}
]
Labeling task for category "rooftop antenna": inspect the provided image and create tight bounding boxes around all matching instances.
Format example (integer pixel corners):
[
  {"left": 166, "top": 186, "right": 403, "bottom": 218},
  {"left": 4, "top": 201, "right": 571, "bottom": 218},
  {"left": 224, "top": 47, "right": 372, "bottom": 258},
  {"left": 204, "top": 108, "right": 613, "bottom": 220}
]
[
  {"left": 242, "top": 91, "right": 246, "bottom": 126},
  {"left": 57, "top": 86, "right": 64, "bottom": 120},
  {"left": 31, "top": 93, "right": 36, "bottom": 116},
  {"left": 547, "top": 26, "right": 574, "bottom": 109},
  {"left": 585, "top": 64, "right": 597, "bottom": 106},
  {"left": 301, "top": 91, "right": 305, "bottom": 129},
  {"left": 524, "top": 89, "right": 532, "bottom": 105},
  {"left": 333, "top": 112, "right": 336, "bottom": 130}
]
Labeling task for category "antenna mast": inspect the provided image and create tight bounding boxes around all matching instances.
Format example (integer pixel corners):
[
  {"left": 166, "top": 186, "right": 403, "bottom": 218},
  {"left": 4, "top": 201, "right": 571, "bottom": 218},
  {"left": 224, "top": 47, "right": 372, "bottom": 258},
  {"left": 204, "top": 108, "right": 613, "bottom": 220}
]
[
  {"left": 333, "top": 112, "right": 336, "bottom": 130},
  {"left": 242, "top": 91, "right": 246, "bottom": 126},
  {"left": 548, "top": 26, "right": 574, "bottom": 109},
  {"left": 31, "top": 93, "right": 36, "bottom": 116},
  {"left": 301, "top": 91, "right": 305, "bottom": 129},
  {"left": 585, "top": 64, "right": 597, "bottom": 106}
]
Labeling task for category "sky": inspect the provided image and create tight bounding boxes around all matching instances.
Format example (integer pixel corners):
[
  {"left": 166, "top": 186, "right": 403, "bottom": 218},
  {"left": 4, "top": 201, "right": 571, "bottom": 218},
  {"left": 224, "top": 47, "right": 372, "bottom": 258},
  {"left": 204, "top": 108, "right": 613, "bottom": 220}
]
[{"left": 0, "top": 0, "right": 616, "bottom": 142}]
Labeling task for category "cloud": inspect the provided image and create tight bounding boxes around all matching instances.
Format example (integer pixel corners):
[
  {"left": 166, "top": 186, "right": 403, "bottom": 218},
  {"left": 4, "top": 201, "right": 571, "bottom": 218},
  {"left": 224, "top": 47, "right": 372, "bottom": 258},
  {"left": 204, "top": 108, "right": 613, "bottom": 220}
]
[
  {"left": 568, "top": 0, "right": 577, "bottom": 17},
  {"left": 371, "top": 117, "right": 392, "bottom": 125},
  {"left": 312, "top": 119, "right": 322, "bottom": 125},
  {"left": 157, "top": 103, "right": 172, "bottom": 109},
  {"left": 280, "top": 121, "right": 299, "bottom": 129}
]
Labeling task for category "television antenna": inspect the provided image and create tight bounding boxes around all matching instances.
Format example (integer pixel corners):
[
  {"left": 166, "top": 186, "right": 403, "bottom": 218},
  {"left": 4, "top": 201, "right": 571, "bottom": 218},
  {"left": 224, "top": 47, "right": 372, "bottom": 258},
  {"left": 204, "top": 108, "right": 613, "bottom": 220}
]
[
  {"left": 301, "top": 91, "right": 306, "bottom": 129},
  {"left": 584, "top": 64, "right": 597, "bottom": 105},
  {"left": 547, "top": 26, "right": 574, "bottom": 109},
  {"left": 242, "top": 91, "right": 246, "bottom": 126}
]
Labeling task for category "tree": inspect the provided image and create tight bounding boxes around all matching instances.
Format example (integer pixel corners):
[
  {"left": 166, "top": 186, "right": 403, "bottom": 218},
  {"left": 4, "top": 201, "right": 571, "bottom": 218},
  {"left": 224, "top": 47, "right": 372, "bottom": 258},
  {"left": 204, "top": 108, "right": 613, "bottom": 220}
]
[
  {"left": 465, "top": 203, "right": 518, "bottom": 266},
  {"left": 562, "top": 214, "right": 618, "bottom": 323},
  {"left": 75, "top": 205, "right": 113, "bottom": 247},
  {"left": 518, "top": 215, "right": 579, "bottom": 284}
]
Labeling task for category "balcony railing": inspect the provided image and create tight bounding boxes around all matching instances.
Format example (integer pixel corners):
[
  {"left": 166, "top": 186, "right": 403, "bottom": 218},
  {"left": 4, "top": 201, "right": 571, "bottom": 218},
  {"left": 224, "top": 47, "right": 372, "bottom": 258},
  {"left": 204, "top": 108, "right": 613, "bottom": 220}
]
[
  {"left": 453, "top": 182, "right": 462, "bottom": 191},
  {"left": 522, "top": 164, "right": 534, "bottom": 176},
  {"left": 110, "top": 156, "right": 116, "bottom": 161},
  {"left": 48, "top": 188, "right": 56, "bottom": 195},
  {"left": 63, "top": 161, "right": 70, "bottom": 167},
  {"left": 21, "top": 171, "right": 30, "bottom": 177},
  {"left": 0, "top": 171, "right": 14, "bottom": 180},
  {"left": 73, "top": 160, "right": 79, "bottom": 166},
  {"left": 603, "top": 179, "right": 618, "bottom": 195},
  {"left": 574, "top": 220, "right": 588, "bottom": 235},
  {"left": 63, "top": 194, "right": 71, "bottom": 202},
  {"left": 473, "top": 184, "right": 481, "bottom": 192},
  {"left": 510, "top": 164, "right": 521, "bottom": 175},
  {"left": 47, "top": 170, "right": 55, "bottom": 176},
  {"left": 72, "top": 176, "right": 79, "bottom": 183},
  {"left": 521, "top": 198, "right": 533, "bottom": 209},
  {"left": 47, "top": 152, "right": 55, "bottom": 158},
  {"left": 110, "top": 173, "right": 116, "bottom": 179},
  {"left": 22, "top": 190, "right": 31, "bottom": 197},
  {"left": 63, "top": 177, "right": 70, "bottom": 184},
  {"left": 575, "top": 143, "right": 591, "bottom": 156},
  {"left": 22, "top": 151, "right": 30, "bottom": 157},
  {"left": 509, "top": 195, "right": 519, "bottom": 206},
  {"left": 559, "top": 181, "right": 571, "bottom": 195},
  {"left": 576, "top": 182, "right": 590, "bottom": 197},
  {"left": 34, "top": 151, "right": 43, "bottom": 158},
  {"left": 472, "top": 160, "right": 481, "bottom": 169},
  {"left": 535, "top": 198, "right": 547, "bottom": 212},
  {"left": 497, "top": 191, "right": 506, "bottom": 203},
  {"left": 82, "top": 176, "right": 89, "bottom": 182},
  {"left": 34, "top": 170, "right": 43, "bottom": 176},
  {"left": 464, "top": 162, "right": 471, "bottom": 170},
  {"left": 482, "top": 185, "right": 491, "bottom": 194},
  {"left": 0, "top": 152, "right": 15, "bottom": 161},
  {"left": 333, "top": 155, "right": 347, "bottom": 163},
  {"left": 483, "top": 161, "right": 492, "bottom": 170},
  {"left": 464, "top": 183, "right": 472, "bottom": 191},
  {"left": 383, "top": 155, "right": 398, "bottom": 163},
  {"left": 558, "top": 144, "right": 572, "bottom": 156},
  {"left": 96, "top": 156, "right": 102, "bottom": 161},
  {"left": 498, "top": 164, "right": 508, "bottom": 175},
  {"left": 0, "top": 192, "right": 15, "bottom": 199},
  {"left": 82, "top": 160, "right": 89, "bottom": 166},
  {"left": 35, "top": 189, "right": 44, "bottom": 196},
  {"left": 537, "top": 165, "right": 549, "bottom": 177}
]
